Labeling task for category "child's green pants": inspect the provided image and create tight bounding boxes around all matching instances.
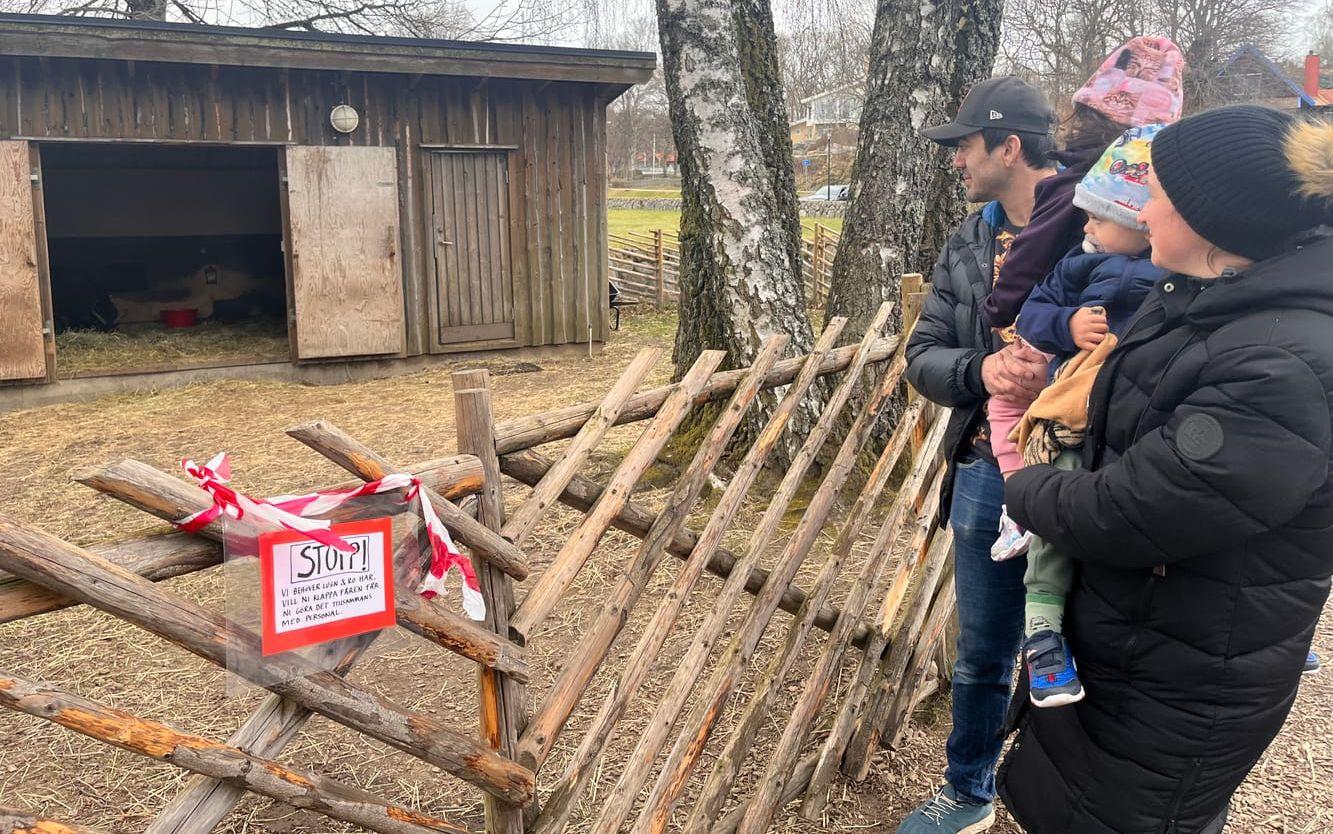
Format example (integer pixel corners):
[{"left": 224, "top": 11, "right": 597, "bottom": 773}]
[{"left": 1023, "top": 449, "right": 1080, "bottom": 636}]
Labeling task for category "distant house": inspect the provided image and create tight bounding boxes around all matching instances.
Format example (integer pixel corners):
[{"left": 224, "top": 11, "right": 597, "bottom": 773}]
[
  {"left": 790, "top": 83, "right": 864, "bottom": 142},
  {"left": 1213, "top": 45, "right": 1332, "bottom": 110},
  {"left": 634, "top": 149, "right": 678, "bottom": 176}
]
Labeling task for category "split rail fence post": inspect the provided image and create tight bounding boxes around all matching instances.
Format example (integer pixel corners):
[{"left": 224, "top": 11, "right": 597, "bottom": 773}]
[
  {"left": 900, "top": 272, "right": 929, "bottom": 512},
  {"left": 900, "top": 273, "right": 925, "bottom": 385},
  {"left": 900, "top": 271, "right": 952, "bottom": 683},
  {"left": 654, "top": 228, "right": 666, "bottom": 308},
  {"left": 453, "top": 369, "right": 528, "bottom": 834}
]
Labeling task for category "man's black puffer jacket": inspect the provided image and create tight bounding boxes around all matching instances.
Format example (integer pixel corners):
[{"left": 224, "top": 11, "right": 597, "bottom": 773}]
[
  {"left": 905, "top": 201, "right": 1005, "bottom": 521},
  {"left": 999, "top": 229, "right": 1333, "bottom": 834}
]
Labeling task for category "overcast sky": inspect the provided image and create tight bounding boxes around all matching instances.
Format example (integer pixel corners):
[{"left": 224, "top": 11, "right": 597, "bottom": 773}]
[
  {"left": 200, "top": 0, "right": 1328, "bottom": 58},
  {"left": 457, "top": 0, "right": 1329, "bottom": 59}
]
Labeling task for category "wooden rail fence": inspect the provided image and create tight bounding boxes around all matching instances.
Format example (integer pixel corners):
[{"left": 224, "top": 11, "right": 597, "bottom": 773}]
[
  {"left": 0, "top": 282, "right": 958, "bottom": 833},
  {"left": 609, "top": 224, "right": 840, "bottom": 308}
]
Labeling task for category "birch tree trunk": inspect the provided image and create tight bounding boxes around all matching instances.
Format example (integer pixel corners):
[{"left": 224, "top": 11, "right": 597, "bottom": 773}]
[
  {"left": 824, "top": 0, "right": 1003, "bottom": 339},
  {"left": 913, "top": 155, "right": 968, "bottom": 278},
  {"left": 732, "top": 0, "right": 806, "bottom": 283},
  {"left": 662, "top": 0, "right": 816, "bottom": 457}
]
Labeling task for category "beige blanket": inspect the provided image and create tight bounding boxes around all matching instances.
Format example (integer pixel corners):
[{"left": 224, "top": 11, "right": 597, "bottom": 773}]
[{"left": 1012, "top": 334, "right": 1119, "bottom": 467}]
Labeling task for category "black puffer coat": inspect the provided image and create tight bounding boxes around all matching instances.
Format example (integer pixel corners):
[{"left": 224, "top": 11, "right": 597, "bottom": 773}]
[
  {"left": 905, "top": 201, "right": 1005, "bottom": 521},
  {"left": 1000, "top": 229, "right": 1333, "bottom": 834}
]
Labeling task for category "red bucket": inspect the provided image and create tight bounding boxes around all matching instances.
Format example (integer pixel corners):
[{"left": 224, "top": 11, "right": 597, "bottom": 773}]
[{"left": 160, "top": 308, "right": 199, "bottom": 328}]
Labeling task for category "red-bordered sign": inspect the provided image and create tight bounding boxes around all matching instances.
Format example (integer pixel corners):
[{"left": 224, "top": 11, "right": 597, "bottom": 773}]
[{"left": 258, "top": 517, "right": 395, "bottom": 656}]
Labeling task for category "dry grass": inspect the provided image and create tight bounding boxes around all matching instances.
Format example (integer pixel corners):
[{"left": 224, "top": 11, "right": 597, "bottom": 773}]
[
  {"left": 1, "top": 305, "right": 1329, "bottom": 833},
  {"left": 54, "top": 319, "right": 291, "bottom": 377}
]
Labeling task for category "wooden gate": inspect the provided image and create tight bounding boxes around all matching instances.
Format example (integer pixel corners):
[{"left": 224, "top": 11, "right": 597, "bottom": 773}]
[
  {"left": 0, "top": 140, "right": 52, "bottom": 381},
  {"left": 284, "top": 145, "right": 405, "bottom": 360},
  {"left": 429, "top": 151, "right": 517, "bottom": 346}
]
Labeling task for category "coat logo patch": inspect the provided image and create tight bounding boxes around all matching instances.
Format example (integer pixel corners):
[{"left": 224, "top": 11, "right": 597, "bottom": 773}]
[{"left": 1177, "top": 414, "right": 1224, "bottom": 461}]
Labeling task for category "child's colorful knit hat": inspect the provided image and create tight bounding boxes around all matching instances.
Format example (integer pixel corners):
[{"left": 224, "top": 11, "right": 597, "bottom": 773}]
[
  {"left": 1074, "top": 123, "right": 1164, "bottom": 230},
  {"left": 1072, "top": 37, "right": 1185, "bottom": 127}
]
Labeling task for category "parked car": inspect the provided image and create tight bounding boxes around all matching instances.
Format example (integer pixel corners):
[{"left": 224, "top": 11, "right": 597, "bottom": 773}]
[{"left": 801, "top": 184, "right": 850, "bottom": 201}]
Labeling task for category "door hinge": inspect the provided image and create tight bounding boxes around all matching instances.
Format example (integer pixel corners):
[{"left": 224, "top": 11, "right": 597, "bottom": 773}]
[
  {"left": 279, "top": 175, "right": 289, "bottom": 185},
  {"left": 42, "top": 321, "right": 52, "bottom": 335},
  {"left": 29, "top": 172, "right": 40, "bottom": 184}
]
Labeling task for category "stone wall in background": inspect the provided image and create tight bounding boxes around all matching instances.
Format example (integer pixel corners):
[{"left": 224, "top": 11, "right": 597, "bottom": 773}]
[{"left": 607, "top": 196, "right": 846, "bottom": 218}]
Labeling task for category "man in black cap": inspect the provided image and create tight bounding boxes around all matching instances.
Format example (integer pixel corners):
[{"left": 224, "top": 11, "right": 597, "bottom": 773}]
[{"left": 896, "top": 76, "right": 1058, "bottom": 834}]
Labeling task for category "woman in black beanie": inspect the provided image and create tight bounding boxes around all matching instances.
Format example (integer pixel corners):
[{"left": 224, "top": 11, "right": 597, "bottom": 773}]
[{"left": 996, "top": 104, "right": 1333, "bottom": 834}]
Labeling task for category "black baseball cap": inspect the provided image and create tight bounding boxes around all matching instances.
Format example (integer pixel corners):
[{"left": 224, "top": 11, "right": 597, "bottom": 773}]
[{"left": 921, "top": 76, "right": 1055, "bottom": 146}]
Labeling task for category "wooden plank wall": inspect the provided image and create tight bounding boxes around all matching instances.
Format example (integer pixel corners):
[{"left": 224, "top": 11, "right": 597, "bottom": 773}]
[
  {"left": 0, "top": 140, "right": 47, "bottom": 380},
  {"left": 0, "top": 56, "right": 609, "bottom": 355}
]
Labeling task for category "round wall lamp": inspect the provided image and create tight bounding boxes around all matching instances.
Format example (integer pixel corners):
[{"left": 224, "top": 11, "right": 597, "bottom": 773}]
[{"left": 330, "top": 104, "right": 360, "bottom": 134}]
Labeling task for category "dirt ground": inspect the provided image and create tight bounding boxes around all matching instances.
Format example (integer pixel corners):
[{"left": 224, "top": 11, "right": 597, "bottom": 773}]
[{"left": 0, "top": 307, "right": 1328, "bottom": 833}]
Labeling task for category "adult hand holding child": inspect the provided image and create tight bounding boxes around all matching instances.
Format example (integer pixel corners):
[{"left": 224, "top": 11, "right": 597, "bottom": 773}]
[{"left": 981, "top": 340, "right": 1048, "bottom": 403}]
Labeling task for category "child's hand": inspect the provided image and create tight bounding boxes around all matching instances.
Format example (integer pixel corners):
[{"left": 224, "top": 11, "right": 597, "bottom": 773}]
[{"left": 1070, "top": 306, "right": 1109, "bottom": 351}]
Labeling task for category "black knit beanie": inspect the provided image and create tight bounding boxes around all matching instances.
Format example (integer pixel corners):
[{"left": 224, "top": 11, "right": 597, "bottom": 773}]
[{"left": 1150, "top": 104, "right": 1333, "bottom": 261}]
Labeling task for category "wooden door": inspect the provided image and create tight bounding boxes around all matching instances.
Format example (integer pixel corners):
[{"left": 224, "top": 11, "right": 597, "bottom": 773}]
[
  {"left": 429, "top": 152, "right": 516, "bottom": 345},
  {"left": 0, "top": 140, "right": 52, "bottom": 381},
  {"left": 284, "top": 146, "right": 405, "bottom": 359}
]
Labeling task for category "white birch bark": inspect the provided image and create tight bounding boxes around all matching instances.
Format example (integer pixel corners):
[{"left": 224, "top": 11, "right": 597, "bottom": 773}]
[{"left": 660, "top": 0, "right": 817, "bottom": 455}]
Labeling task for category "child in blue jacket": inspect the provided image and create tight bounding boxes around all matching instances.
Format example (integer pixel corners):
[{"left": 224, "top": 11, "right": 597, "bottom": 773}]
[
  {"left": 1016, "top": 232, "right": 1165, "bottom": 362},
  {"left": 1018, "top": 123, "right": 1169, "bottom": 364},
  {"left": 992, "top": 124, "right": 1169, "bottom": 707}
]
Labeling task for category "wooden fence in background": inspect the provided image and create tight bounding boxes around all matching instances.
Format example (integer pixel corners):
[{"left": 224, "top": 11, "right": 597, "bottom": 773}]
[
  {"left": 610, "top": 224, "right": 840, "bottom": 308},
  {"left": 0, "top": 283, "right": 957, "bottom": 834}
]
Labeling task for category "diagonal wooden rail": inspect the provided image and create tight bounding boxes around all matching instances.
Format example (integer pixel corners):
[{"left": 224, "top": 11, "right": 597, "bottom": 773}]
[
  {"left": 0, "top": 806, "right": 109, "bottom": 834},
  {"left": 77, "top": 458, "right": 526, "bottom": 677},
  {"left": 0, "top": 671, "right": 469, "bottom": 834},
  {"left": 0, "top": 455, "right": 483, "bottom": 624},
  {"left": 630, "top": 311, "right": 906, "bottom": 834},
  {"left": 733, "top": 423, "right": 949, "bottom": 833},
  {"left": 0, "top": 514, "right": 536, "bottom": 805},
  {"left": 528, "top": 321, "right": 846, "bottom": 832},
  {"left": 497, "top": 449, "right": 865, "bottom": 644},
  {"left": 841, "top": 498, "right": 958, "bottom": 780},
  {"left": 802, "top": 517, "right": 956, "bottom": 815},
  {"left": 500, "top": 348, "right": 661, "bottom": 547},
  {"left": 147, "top": 626, "right": 382, "bottom": 834},
  {"left": 509, "top": 349, "right": 725, "bottom": 640},
  {"left": 518, "top": 334, "right": 792, "bottom": 780},
  {"left": 491, "top": 337, "right": 897, "bottom": 454},
  {"left": 586, "top": 303, "right": 896, "bottom": 834},
  {"left": 684, "top": 389, "right": 924, "bottom": 832}
]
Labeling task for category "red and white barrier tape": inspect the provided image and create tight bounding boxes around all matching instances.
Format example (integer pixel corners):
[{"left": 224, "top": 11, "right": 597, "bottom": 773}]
[{"left": 177, "top": 453, "right": 486, "bottom": 620}]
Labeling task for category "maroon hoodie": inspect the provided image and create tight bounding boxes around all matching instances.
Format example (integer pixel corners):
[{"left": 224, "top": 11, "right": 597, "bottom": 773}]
[{"left": 981, "top": 149, "right": 1100, "bottom": 329}]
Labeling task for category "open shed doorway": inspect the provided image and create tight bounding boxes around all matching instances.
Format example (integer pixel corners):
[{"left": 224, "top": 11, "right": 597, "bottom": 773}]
[{"left": 41, "top": 143, "right": 290, "bottom": 377}]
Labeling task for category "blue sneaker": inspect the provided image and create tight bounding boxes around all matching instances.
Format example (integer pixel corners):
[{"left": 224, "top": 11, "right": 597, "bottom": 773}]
[
  {"left": 894, "top": 785, "right": 995, "bottom": 833},
  {"left": 1025, "top": 629, "right": 1086, "bottom": 708},
  {"left": 1305, "top": 650, "right": 1321, "bottom": 675}
]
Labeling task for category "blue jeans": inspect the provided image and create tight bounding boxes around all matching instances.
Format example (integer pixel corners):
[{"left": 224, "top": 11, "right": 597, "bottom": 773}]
[{"left": 944, "top": 456, "right": 1027, "bottom": 804}]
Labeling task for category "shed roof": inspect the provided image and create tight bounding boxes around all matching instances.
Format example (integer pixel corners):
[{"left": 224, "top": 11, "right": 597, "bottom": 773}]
[{"left": 0, "top": 13, "right": 657, "bottom": 86}]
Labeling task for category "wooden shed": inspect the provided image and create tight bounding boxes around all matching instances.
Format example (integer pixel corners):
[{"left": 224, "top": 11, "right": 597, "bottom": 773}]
[{"left": 0, "top": 14, "right": 655, "bottom": 385}]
